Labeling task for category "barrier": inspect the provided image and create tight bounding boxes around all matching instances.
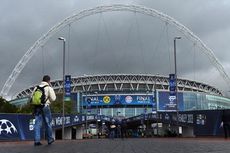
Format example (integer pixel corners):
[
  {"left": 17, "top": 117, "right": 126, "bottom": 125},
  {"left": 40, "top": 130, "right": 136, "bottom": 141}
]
[
  {"left": 124, "top": 110, "right": 226, "bottom": 136},
  {"left": 0, "top": 110, "right": 227, "bottom": 140},
  {"left": 0, "top": 113, "right": 112, "bottom": 140}
]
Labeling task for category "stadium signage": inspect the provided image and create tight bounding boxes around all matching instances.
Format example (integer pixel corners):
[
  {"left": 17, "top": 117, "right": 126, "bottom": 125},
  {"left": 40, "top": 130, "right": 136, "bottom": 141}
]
[
  {"left": 125, "top": 96, "right": 133, "bottom": 103},
  {"left": 169, "top": 74, "right": 176, "bottom": 96},
  {"left": 0, "top": 110, "right": 226, "bottom": 140},
  {"left": 158, "top": 91, "right": 184, "bottom": 111},
  {"left": 168, "top": 74, "right": 177, "bottom": 111},
  {"left": 0, "top": 119, "right": 17, "bottom": 135},
  {"left": 64, "top": 75, "right": 71, "bottom": 101},
  {"left": 82, "top": 94, "right": 155, "bottom": 106}
]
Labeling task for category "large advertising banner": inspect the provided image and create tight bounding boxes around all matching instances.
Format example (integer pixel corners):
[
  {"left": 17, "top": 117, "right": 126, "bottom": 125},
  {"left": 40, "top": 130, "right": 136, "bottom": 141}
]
[
  {"left": 168, "top": 74, "right": 177, "bottom": 111},
  {"left": 82, "top": 94, "right": 155, "bottom": 106},
  {"left": 194, "top": 110, "right": 223, "bottom": 136},
  {"left": 169, "top": 74, "right": 176, "bottom": 96},
  {"left": 0, "top": 114, "right": 20, "bottom": 140},
  {"left": 0, "top": 113, "right": 113, "bottom": 140},
  {"left": 0, "top": 110, "right": 226, "bottom": 140},
  {"left": 0, "top": 114, "right": 37, "bottom": 140},
  {"left": 158, "top": 91, "right": 184, "bottom": 111},
  {"left": 64, "top": 75, "right": 71, "bottom": 101}
]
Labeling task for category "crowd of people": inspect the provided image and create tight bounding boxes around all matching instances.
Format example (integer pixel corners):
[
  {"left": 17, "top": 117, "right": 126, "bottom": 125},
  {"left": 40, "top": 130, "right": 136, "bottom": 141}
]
[{"left": 106, "top": 120, "right": 127, "bottom": 139}]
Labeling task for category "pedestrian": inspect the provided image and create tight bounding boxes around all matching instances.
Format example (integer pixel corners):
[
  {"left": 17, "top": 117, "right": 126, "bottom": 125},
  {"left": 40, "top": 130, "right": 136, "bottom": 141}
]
[
  {"left": 117, "top": 124, "right": 121, "bottom": 138},
  {"left": 222, "top": 109, "right": 230, "bottom": 139},
  {"left": 121, "top": 120, "right": 127, "bottom": 139},
  {"left": 32, "top": 75, "right": 56, "bottom": 146},
  {"left": 110, "top": 123, "right": 116, "bottom": 139}
]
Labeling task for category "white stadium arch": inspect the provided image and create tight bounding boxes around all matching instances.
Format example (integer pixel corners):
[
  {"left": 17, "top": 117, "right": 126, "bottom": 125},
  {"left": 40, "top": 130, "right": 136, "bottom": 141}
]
[{"left": 1, "top": 4, "right": 230, "bottom": 98}]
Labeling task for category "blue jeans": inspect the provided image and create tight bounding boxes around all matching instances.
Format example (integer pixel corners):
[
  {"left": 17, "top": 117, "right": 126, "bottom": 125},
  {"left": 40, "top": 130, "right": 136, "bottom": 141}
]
[
  {"left": 34, "top": 106, "right": 53, "bottom": 143},
  {"left": 110, "top": 130, "right": 115, "bottom": 139},
  {"left": 223, "top": 123, "right": 230, "bottom": 138}
]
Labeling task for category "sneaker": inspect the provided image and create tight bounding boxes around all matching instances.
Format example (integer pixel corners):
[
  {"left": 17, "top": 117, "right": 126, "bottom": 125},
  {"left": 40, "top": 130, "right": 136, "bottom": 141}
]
[
  {"left": 34, "top": 142, "right": 42, "bottom": 146},
  {"left": 48, "top": 138, "right": 54, "bottom": 145}
]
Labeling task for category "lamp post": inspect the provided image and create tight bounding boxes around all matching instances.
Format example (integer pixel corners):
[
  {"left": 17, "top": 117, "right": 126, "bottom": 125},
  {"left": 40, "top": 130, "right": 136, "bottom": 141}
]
[
  {"left": 84, "top": 74, "right": 89, "bottom": 136},
  {"left": 94, "top": 91, "right": 99, "bottom": 139},
  {"left": 154, "top": 73, "right": 159, "bottom": 136},
  {"left": 153, "top": 73, "right": 159, "bottom": 114},
  {"left": 58, "top": 37, "right": 66, "bottom": 140},
  {"left": 173, "top": 36, "right": 181, "bottom": 134},
  {"left": 145, "top": 90, "right": 149, "bottom": 135}
]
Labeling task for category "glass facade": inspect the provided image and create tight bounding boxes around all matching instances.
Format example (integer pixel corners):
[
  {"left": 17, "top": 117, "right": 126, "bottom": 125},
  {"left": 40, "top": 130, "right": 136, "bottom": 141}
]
[
  {"left": 10, "top": 97, "right": 29, "bottom": 106},
  {"left": 81, "top": 107, "right": 150, "bottom": 117},
  {"left": 10, "top": 90, "right": 230, "bottom": 118},
  {"left": 101, "top": 108, "right": 112, "bottom": 116},
  {"left": 125, "top": 108, "right": 135, "bottom": 118},
  {"left": 79, "top": 91, "right": 230, "bottom": 118},
  {"left": 183, "top": 92, "right": 230, "bottom": 110}
]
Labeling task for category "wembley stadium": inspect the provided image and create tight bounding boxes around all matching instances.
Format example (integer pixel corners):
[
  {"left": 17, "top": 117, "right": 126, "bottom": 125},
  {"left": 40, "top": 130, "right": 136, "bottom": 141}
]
[{"left": 10, "top": 74, "right": 230, "bottom": 118}]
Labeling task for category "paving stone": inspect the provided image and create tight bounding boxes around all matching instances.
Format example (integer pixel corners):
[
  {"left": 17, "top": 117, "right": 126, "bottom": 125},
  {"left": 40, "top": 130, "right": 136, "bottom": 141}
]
[{"left": 0, "top": 138, "right": 230, "bottom": 153}]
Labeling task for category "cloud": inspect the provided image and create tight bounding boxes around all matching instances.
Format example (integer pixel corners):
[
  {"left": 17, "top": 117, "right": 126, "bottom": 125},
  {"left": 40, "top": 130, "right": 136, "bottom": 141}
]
[{"left": 1, "top": 0, "right": 230, "bottom": 98}]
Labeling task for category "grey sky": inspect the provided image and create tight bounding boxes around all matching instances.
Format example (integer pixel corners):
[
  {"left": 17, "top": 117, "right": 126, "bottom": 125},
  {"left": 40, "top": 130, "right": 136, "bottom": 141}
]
[{"left": 1, "top": 0, "right": 230, "bottom": 99}]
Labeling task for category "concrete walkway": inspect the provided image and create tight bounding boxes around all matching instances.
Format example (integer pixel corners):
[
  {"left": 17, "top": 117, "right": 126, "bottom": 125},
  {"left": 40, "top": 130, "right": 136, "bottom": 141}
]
[{"left": 1, "top": 138, "right": 230, "bottom": 153}]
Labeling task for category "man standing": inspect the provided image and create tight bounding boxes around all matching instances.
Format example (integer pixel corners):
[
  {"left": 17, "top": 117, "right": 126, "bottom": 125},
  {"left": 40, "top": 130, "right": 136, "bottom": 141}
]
[
  {"left": 222, "top": 109, "right": 230, "bottom": 139},
  {"left": 33, "top": 75, "right": 56, "bottom": 146}
]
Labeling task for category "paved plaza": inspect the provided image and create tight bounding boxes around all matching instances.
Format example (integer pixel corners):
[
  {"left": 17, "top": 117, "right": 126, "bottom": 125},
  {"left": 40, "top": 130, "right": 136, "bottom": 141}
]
[{"left": 0, "top": 138, "right": 230, "bottom": 153}]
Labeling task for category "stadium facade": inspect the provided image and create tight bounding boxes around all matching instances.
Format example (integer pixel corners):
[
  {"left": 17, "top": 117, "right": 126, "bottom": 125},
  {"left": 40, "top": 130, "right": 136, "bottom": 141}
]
[{"left": 11, "top": 74, "right": 230, "bottom": 118}]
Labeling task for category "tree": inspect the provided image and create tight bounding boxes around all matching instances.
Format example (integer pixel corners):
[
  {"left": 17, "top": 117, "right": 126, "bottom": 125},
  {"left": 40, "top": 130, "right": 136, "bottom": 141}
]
[
  {"left": 17, "top": 94, "right": 75, "bottom": 114},
  {"left": 50, "top": 94, "right": 75, "bottom": 114},
  {"left": 1, "top": 92, "right": 77, "bottom": 114},
  {"left": 17, "top": 102, "right": 33, "bottom": 114},
  {"left": 0, "top": 96, "right": 18, "bottom": 113}
]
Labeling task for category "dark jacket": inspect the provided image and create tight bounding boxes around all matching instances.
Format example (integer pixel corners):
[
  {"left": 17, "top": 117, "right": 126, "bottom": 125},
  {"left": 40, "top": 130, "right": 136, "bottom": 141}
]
[{"left": 222, "top": 110, "right": 230, "bottom": 123}]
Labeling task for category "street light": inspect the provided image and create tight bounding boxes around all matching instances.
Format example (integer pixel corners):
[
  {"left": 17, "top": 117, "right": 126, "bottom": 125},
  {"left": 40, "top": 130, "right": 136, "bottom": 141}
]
[
  {"left": 153, "top": 73, "right": 159, "bottom": 114},
  {"left": 94, "top": 91, "right": 99, "bottom": 139},
  {"left": 154, "top": 73, "right": 159, "bottom": 136},
  {"left": 58, "top": 36, "right": 66, "bottom": 140},
  {"left": 145, "top": 90, "right": 150, "bottom": 136},
  {"left": 84, "top": 74, "right": 89, "bottom": 136},
  {"left": 173, "top": 36, "right": 181, "bottom": 135}
]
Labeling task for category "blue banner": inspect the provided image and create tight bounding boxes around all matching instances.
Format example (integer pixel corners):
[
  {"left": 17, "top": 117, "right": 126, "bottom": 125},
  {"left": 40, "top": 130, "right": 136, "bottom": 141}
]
[
  {"left": 168, "top": 74, "right": 177, "bottom": 111},
  {"left": 169, "top": 74, "right": 176, "bottom": 96},
  {"left": 158, "top": 91, "right": 184, "bottom": 111},
  {"left": 0, "top": 113, "right": 113, "bottom": 140},
  {"left": 0, "top": 114, "right": 20, "bottom": 140},
  {"left": 82, "top": 94, "right": 155, "bottom": 106},
  {"left": 65, "top": 75, "right": 71, "bottom": 101},
  {"left": 0, "top": 110, "right": 227, "bottom": 140}
]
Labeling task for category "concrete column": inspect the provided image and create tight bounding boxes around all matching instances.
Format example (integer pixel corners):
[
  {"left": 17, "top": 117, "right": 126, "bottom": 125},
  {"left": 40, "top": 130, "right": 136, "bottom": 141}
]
[
  {"left": 181, "top": 126, "right": 195, "bottom": 137},
  {"left": 76, "top": 125, "right": 83, "bottom": 139},
  {"left": 64, "top": 127, "right": 72, "bottom": 139},
  {"left": 52, "top": 129, "right": 56, "bottom": 140}
]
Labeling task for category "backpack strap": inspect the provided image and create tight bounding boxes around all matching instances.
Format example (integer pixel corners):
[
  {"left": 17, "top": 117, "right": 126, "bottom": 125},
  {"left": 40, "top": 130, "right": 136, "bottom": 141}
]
[{"left": 41, "top": 85, "right": 49, "bottom": 103}]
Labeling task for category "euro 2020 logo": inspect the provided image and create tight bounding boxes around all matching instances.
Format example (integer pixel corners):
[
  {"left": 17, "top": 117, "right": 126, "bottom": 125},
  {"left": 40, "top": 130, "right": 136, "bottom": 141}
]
[{"left": 0, "top": 119, "right": 17, "bottom": 135}]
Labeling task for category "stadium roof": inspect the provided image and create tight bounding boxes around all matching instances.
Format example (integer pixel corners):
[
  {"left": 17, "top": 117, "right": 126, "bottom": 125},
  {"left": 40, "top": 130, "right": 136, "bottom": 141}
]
[{"left": 16, "top": 74, "right": 222, "bottom": 99}]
